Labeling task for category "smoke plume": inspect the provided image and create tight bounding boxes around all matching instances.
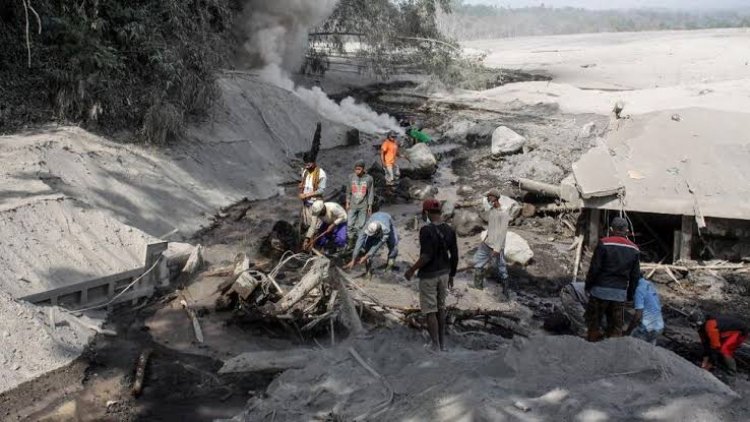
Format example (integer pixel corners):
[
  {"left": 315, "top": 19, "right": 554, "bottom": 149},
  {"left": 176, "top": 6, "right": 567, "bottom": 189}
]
[{"left": 241, "top": 0, "right": 402, "bottom": 135}]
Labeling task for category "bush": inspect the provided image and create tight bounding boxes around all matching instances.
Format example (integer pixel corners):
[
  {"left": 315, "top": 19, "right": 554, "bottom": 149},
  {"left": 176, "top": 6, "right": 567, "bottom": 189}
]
[{"left": 0, "top": 0, "right": 236, "bottom": 143}]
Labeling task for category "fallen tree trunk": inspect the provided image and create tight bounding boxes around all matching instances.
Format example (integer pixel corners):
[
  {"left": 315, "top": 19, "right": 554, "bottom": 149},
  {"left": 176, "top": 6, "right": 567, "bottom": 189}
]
[{"left": 275, "top": 257, "right": 330, "bottom": 313}]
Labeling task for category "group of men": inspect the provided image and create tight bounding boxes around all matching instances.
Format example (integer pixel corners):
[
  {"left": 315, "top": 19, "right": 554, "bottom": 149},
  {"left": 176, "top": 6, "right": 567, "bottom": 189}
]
[
  {"left": 584, "top": 216, "right": 748, "bottom": 375},
  {"left": 296, "top": 137, "right": 748, "bottom": 366},
  {"left": 298, "top": 148, "right": 399, "bottom": 276}
]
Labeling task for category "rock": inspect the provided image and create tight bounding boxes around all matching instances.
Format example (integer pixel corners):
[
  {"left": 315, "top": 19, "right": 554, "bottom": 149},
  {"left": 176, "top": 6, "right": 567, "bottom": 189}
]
[
  {"left": 514, "top": 157, "right": 564, "bottom": 184},
  {"left": 457, "top": 185, "right": 475, "bottom": 197},
  {"left": 441, "top": 119, "right": 475, "bottom": 143},
  {"left": 491, "top": 126, "right": 526, "bottom": 157},
  {"left": 453, "top": 210, "right": 485, "bottom": 237},
  {"left": 406, "top": 181, "right": 438, "bottom": 200},
  {"left": 441, "top": 200, "right": 456, "bottom": 219},
  {"left": 578, "top": 122, "right": 596, "bottom": 138},
  {"left": 499, "top": 195, "right": 522, "bottom": 220},
  {"left": 505, "top": 231, "right": 533, "bottom": 265},
  {"left": 466, "top": 123, "right": 496, "bottom": 147},
  {"left": 401, "top": 143, "right": 437, "bottom": 179}
]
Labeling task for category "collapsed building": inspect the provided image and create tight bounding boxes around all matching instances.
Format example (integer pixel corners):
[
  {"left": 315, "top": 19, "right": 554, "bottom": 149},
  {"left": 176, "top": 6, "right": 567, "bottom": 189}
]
[{"left": 531, "top": 108, "right": 750, "bottom": 264}]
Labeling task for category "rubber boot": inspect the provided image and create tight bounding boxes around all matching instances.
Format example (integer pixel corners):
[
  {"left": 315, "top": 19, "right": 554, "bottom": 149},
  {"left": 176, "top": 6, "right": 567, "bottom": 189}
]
[
  {"left": 472, "top": 270, "right": 484, "bottom": 290},
  {"left": 501, "top": 277, "right": 511, "bottom": 298},
  {"left": 385, "top": 258, "right": 395, "bottom": 272},
  {"left": 364, "top": 260, "right": 373, "bottom": 281}
]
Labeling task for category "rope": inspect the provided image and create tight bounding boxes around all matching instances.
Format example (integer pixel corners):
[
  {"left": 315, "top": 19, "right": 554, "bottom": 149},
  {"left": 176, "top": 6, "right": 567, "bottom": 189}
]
[{"left": 71, "top": 256, "right": 164, "bottom": 313}]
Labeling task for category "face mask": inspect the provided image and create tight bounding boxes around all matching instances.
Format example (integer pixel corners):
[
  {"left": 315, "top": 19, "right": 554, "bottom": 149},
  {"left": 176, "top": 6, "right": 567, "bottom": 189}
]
[
  {"left": 482, "top": 197, "right": 493, "bottom": 212},
  {"left": 422, "top": 212, "right": 430, "bottom": 224}
]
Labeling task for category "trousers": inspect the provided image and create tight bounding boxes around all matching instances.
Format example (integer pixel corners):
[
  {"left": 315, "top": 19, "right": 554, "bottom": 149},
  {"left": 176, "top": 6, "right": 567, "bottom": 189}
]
[{"left": 473, "top": 242, "right": 508, "bottom": 279}]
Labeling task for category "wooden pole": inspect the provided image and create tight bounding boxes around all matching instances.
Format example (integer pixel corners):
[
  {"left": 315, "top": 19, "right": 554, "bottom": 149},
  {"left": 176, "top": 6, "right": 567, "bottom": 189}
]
[{"left": 679, "top": 215, "right": 694, "bottom": 263}]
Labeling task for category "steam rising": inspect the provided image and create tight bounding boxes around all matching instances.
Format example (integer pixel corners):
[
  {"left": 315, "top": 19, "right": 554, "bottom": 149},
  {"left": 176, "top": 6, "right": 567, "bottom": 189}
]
[{"left": 242, "top": 0, "right": 402, "bottom": 134}]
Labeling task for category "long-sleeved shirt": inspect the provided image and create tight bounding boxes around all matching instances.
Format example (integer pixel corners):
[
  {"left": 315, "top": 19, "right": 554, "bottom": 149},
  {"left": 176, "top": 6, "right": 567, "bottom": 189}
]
[
  {"left": 306, "top": 202, "right": 347, "bottom": 238},
  {"left": 417, "top": 222, "right": 458, "bottom": 279},
  {"left": 352, "top": 212, "right": 395, "bottom": 259},
  {"left": 346, "top": 173, "right": 374, "bottom": 209},
  {"left": 301, "top": 167, "right": 327, "bottom": 206},
  {"left": 585, "top": 236, "right": 640, "bottom": 302},
  {"left": 484, "top": 206, "right": 509, "bottom": 253}
]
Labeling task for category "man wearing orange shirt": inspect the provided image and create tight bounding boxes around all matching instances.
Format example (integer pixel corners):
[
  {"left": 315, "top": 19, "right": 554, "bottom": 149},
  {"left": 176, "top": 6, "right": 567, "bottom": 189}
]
[
  {"left": 699, "top": 314, "right": 748, "bottom": 375},
  {"left": 380, "top": 131, "right": 401, "bottom": 186}
]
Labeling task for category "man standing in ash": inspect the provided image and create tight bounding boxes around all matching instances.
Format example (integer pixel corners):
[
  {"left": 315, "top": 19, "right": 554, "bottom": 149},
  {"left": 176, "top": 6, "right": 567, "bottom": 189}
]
[{"left": 406, "top": 199, "right": 458, "bottom": 352}]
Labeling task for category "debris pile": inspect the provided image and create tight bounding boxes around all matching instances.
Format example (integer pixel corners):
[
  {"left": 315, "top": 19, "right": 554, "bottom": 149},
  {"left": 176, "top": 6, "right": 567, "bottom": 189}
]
[{"left": 227, "top": 332, "right": 737, "bottom": 421}]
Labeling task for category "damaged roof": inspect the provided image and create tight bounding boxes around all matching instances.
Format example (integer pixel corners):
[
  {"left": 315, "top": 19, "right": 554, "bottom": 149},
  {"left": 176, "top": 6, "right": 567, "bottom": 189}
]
[{"left": 572, "top": 108, "right": 750, "bottom": 220}]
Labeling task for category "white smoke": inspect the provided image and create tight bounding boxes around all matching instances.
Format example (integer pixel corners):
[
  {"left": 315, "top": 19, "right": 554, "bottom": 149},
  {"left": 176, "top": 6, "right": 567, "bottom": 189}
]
[{"left": 242, "top": 0, "right": 403, "bottom": 135}]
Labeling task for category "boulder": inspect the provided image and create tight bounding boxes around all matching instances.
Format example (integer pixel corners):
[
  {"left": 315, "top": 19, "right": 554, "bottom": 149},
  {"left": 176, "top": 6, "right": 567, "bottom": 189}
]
[
  {"left": 453, "top": 210, "right": 485, "bottom": 237},
  {"left": 406, "top": 181, "right": 438, "bottom": 200},
  {"left": 465, "top": 123, "right": 496, "bottom": 147},
  {"left": 401, "top": 143, "right": 438, "bottom": 179},
  {"left": 441, "top": 200, "right": 456, "bottom": 219},
  {"left": 491, "top": 126, "right": 526, "bottom": 157},
  {"left": 514, "top": 157, "right": 564, "bottom": 184},
  {"left": 499, "top": 195, "right": 522, "bottom": 220},
  {"left": 457, "top": 185, "right": 475, "bottom": 197},
  {"left": 505, "top": 231, "right": 533, "bottom": 265},
  {"left": 441, "top": 119, "right": 475, "bottom": 143}
]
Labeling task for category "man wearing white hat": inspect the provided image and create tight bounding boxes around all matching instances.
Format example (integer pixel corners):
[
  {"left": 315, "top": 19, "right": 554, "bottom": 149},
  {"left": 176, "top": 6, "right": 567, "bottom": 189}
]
[
  {"left": 303, "top": 200, "right": 348, "bottom": 252},
  {"left": 344, "top": 211, "right": 398, "bottom": 275}
]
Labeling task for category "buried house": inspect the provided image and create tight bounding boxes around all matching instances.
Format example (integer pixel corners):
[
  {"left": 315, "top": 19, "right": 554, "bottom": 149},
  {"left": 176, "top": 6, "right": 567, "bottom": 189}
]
[{"left": 569, "top": 108, "right": 750, "bottom": 263}]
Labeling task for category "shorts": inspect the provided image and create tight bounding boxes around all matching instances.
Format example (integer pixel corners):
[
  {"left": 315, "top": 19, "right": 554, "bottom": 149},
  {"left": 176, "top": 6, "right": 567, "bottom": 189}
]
[{"left": 419, "top": 274, "right": 448, "bottom": 314}]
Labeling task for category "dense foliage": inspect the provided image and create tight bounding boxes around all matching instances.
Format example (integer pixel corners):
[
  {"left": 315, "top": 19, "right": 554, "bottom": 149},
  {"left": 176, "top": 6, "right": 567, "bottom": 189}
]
[{"left": 0, "top": 0, "right": 236, "bottom": 143}]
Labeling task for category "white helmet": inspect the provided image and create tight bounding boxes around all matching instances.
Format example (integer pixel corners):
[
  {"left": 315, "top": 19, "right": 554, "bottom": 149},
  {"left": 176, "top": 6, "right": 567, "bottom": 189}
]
[
  {"left": 364, "top": 221, "right": 381, "bottom": 236},
  {"left": 311, "top": 200, "right": 325, "bottom": 215}
]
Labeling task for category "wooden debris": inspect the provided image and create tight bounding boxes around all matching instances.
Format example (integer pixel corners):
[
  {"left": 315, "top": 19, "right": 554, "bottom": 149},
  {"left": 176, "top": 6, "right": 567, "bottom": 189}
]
[
  {"left": 132, "top": 348, "right": 153, "bottom": 397},
  {"left": 181, "top": 244, "right": 204, "bottom": 276},
  {"left": 180, "top": 299, "right": 204, "bottom": 343},
  {"left": 276, "top": 258, "right": 329, "bottom": 313}
]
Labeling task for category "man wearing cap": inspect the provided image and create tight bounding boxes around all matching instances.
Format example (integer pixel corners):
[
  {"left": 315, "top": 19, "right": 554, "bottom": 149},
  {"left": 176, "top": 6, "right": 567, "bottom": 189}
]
[
  {"left": 584, "top": 216, "right": 640, "bottom": 341},
  {"left": 405, "top": 199, "right": 459, "bottom": 351},
  {"left": 380, "top": 131, "right": 401, "bottom": 186},
  {"left": 346, "top": 160, "right": 374, "bottom": 251},
  {"left": 298, "top": 153, "right": 327, "bottom": 235},
  {"left": 473, "top": 189, "right": 511, "bottom": 295},
  {"left": 303, "top": 200, "right": 348, "bottom": 253},
  {"left": 344, "top": 211, "right": 398, "bottom": 275}
]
